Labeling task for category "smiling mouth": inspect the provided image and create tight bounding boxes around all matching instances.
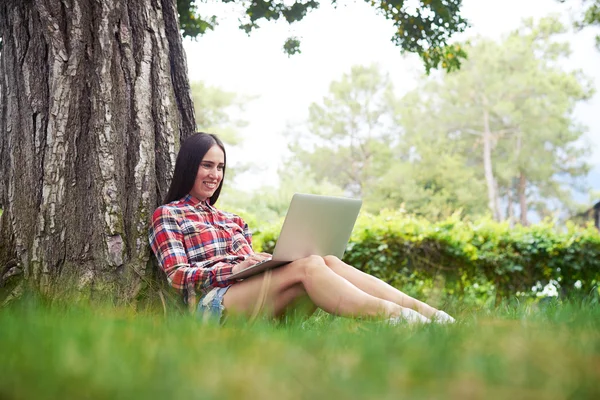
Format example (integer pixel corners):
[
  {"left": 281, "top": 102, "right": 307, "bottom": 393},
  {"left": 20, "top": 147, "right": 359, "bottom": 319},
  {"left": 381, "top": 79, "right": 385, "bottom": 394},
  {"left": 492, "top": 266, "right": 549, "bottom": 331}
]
[{"left": 204, "top": 182, "right": 218, "bottom": 189}]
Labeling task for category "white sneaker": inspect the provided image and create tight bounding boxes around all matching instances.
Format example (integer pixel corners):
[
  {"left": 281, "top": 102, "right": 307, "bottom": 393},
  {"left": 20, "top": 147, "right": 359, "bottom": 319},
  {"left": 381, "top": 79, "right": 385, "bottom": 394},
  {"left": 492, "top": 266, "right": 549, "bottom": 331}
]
[
  {"left": 388, "top": 308, "right": 431, "bottom": 325},
  {"left": 432, "top": 310, "right": 456, "bottom": 324}
]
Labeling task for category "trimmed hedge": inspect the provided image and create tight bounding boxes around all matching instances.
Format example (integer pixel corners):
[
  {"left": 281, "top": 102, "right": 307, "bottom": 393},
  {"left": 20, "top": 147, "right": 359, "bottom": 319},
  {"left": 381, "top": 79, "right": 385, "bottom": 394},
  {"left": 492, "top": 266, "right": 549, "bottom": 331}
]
[{"left": 252, "top": 210, "right": 600, "bottom": 301}]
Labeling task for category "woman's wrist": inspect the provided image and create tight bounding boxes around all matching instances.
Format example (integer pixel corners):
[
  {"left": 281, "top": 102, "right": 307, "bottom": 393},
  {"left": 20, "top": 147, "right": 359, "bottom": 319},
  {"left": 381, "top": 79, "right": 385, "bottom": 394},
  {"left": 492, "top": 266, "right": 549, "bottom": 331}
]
[
  {"left": 232, "top": 263, "right": 241, "bottom": 274},
  {"left": 233, "top": 258, "right": 248, "bottom": 274}
]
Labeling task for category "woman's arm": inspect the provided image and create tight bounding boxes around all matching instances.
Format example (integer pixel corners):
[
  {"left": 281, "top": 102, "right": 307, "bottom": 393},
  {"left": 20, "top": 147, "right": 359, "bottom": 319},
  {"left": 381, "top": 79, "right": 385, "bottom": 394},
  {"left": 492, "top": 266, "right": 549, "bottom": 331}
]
[{"left": 149, "top": 206, "right": 234, "bottom": 291}]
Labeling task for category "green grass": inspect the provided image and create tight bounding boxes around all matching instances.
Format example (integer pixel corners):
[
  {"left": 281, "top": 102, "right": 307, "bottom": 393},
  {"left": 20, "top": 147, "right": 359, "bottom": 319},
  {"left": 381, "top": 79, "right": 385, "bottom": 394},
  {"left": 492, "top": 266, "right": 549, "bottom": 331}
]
[{"left": 1, "top": 298, "right": 599, "bottom": 400}]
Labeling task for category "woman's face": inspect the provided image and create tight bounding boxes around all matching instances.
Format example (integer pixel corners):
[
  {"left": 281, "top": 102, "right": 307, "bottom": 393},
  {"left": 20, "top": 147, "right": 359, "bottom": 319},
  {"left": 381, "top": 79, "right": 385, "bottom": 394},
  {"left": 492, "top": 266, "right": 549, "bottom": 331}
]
[{"left": 190, "top": 144, "right": 225, "bottom": 202}]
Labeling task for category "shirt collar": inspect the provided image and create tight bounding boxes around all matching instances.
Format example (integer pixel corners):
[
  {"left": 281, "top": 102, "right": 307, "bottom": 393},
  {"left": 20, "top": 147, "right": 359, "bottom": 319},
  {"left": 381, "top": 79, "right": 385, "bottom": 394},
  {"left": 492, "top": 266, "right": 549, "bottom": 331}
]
[{"left": 183, "top": 194, "right": 213, "bottom": 210}]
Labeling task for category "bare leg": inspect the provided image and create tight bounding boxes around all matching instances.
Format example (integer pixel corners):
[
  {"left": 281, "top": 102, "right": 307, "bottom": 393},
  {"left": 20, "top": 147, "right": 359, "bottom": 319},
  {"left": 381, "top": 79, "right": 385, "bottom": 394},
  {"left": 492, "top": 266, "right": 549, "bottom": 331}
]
[
  {"left": 223, "top": 255, "right": 408, "bottom": 320},
  {"left": 322, "top": 255, "right": 438, "bottom": 318},
  {"left": 272, "top": 286, "right": 317, "bottom": 321}
]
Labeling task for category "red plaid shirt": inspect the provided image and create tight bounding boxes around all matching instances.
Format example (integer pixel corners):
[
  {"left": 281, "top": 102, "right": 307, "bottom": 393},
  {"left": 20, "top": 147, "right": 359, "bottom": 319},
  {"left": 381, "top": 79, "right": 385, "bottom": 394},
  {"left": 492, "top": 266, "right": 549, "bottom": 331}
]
[{"left": 149, "top": 194, "right": 254, "bottom": 310}]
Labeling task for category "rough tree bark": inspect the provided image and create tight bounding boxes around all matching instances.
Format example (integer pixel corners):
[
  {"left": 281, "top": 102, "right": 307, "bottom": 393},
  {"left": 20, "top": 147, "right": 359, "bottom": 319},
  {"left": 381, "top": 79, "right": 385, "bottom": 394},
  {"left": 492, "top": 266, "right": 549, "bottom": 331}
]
[{"left": 0, "top": 0, "right": 194, "bottom": 303}]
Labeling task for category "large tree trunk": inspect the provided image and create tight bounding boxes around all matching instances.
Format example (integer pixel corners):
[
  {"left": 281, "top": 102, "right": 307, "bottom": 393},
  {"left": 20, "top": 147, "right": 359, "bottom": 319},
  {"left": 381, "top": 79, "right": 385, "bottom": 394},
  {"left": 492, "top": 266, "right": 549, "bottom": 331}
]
[{"left": 0, "top": 0, "right": 194, "bottom": 303}]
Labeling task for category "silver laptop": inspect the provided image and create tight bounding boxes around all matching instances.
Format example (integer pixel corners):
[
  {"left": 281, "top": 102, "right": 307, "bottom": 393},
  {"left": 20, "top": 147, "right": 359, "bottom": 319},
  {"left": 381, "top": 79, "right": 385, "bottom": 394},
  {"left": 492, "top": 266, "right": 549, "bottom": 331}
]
[{"left": 229, "top": 193, "right": 362, "bottom": 280}]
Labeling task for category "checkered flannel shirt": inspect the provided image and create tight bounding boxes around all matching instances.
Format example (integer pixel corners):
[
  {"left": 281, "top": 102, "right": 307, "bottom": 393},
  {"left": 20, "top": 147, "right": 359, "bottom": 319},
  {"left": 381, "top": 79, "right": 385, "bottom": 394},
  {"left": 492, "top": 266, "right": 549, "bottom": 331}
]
[{"left": 149, "top": 194, "right": 254, "bottom": 310}]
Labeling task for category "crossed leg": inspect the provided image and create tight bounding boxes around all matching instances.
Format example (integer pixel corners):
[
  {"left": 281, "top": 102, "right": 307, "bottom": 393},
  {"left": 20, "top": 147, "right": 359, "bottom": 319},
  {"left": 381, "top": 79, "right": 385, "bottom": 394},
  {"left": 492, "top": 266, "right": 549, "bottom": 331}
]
[{"left": 223, "top": 255, "right": 434, "bottom": 321}]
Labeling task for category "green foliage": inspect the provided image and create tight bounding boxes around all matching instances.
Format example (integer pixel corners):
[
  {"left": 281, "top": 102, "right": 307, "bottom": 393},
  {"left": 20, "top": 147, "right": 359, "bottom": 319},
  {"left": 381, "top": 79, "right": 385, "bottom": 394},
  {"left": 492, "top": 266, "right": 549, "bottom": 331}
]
[
  {"left": 368, "top": 0, "right": 469, "bottom": 72},
  {"left": 400, "top": 16, "right": 594, "bottom": 221},
  {"left": 285, "top": 18, "right": 593, "bottom": 222},
  {"left": 562, "top": 0, "right": 600, "bottom": 50},
  {"left": 282, "top": 36, "right": 301, "bottom": 55},
  {"left": 190, "top": 80, "right": 252, "bottom": 145},
  {"left": 255, "top": 210, "right": 600, "bottom": 302},
  {"left": 374, "top": 125, "right": 489, "bottom": 219},
  {"left": 582, "top": 0, "right": 600, "bottom": 48},
  {"left": 287, "top": 64, "right": 396, "bottom": 205},
  {"left": 220, "top": 163, "right": 345, "bottom": 226},
  {"left": 237, "top": 0, "right": 320, "bottom": 32},
  {"left": 189, "top": 81, "right": 254, "bottom": 180},
  {"left": 177, "top": 0, "right": 468, "bottom": 72},
  {"left": 177, "top": 0, "right": 218, "bottom": 37},
  {"left": 2, "top": 298, "right": 600, "bottom": 399}
]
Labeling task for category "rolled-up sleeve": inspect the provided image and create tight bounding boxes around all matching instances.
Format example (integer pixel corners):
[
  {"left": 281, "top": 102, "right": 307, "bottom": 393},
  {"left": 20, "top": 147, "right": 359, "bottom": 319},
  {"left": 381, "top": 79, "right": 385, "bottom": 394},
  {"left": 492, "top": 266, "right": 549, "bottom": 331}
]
[{"left": 149, "top": 207, "right": 234, "bottom": 293}]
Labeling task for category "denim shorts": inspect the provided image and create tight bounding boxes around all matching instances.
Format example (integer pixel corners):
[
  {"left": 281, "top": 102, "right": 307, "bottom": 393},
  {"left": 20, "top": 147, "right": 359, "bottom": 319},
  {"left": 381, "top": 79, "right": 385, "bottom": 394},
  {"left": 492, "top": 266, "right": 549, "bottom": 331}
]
[{"left": 196, "top": 285, "right": 232, "bottom": 323}]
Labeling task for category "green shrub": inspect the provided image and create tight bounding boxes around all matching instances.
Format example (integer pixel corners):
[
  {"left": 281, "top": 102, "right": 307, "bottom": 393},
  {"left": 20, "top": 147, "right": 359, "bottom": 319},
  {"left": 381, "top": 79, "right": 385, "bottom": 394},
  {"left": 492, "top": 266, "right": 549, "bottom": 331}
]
[{"left": 254, "top": 210, "right": 600, "bottom": 303}]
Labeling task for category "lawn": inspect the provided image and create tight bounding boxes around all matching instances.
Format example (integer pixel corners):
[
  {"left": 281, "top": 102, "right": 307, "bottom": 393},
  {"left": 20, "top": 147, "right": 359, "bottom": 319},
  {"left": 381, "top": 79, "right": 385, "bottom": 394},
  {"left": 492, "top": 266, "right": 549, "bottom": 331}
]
[{"left": 1, "top": 298, "right": 599, "bottom": 399}]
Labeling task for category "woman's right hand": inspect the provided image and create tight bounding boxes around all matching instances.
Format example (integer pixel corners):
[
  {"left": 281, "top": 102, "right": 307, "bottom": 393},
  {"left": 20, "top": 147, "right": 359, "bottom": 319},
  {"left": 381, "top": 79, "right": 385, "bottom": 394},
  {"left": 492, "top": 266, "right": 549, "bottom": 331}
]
[{"left": 232, "top": 253, "right": 272, "bottom": 274}]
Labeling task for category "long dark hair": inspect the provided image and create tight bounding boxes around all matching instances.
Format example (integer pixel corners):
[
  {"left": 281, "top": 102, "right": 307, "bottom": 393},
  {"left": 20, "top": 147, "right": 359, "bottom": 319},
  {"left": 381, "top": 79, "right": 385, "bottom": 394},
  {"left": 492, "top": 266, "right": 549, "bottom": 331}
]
[{"left": 163, "top": 132, "right": 226, "bottom": 205}]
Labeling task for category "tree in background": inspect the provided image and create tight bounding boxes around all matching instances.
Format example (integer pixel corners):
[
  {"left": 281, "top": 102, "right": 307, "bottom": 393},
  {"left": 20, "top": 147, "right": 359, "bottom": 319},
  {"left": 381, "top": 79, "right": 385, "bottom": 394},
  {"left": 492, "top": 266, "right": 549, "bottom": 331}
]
[
  {"left": 376, "top": 88, "right": 490, "bottom": 219},
  {"left": 286, "top": 17, "right": 593, "bottom": 222},
  {"left": 398, "top": 17, "right": 593, "bottom": 223},
  {"left": 287, "top": 65, "right": 397, "bottom": 204},
  {"left": 190, "top": 81, "right": 254, "bottom": 181},
  {"left": 190, "top": 81, "right": 250, "bottom": 145},
  {"left": 491, "top": 19, "right": 593, "bottom": 223},
  {"left": 221, "top": 163, "right": 345, "bottom": 224}
]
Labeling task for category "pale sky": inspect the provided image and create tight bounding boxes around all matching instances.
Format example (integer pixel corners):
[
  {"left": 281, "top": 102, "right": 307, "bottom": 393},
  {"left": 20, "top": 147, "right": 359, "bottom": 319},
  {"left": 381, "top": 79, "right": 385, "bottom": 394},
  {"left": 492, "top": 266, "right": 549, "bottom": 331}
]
[{"left": 184, "top": 0, "right": 600, "bottom": 193}]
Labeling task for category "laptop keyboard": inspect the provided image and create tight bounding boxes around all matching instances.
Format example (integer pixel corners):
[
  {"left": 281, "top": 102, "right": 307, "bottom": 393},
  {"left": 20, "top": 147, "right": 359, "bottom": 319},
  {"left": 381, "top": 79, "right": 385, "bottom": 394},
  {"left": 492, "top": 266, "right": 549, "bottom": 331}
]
[{"left": 251, "top": 258, "right": 272, "bottom": 268}]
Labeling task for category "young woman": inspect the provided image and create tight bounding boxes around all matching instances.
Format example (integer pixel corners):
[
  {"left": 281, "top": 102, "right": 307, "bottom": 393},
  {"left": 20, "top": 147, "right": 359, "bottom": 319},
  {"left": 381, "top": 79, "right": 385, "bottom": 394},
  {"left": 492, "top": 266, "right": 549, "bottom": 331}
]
[{"left": 149, "top": 132, "right": 455, "bottom": 324}]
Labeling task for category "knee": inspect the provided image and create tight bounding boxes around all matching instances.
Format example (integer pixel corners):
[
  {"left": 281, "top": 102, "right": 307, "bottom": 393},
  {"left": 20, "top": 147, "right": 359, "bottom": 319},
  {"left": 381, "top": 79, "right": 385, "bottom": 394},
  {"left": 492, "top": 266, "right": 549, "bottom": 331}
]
[
  {"left": 296, "top": 255, "right": 327, "bottom": 278},
  {"left": 304, "top": 254, "right": 325, "bottom": 265},
  {"left": 323, "top": 255, "right": 340, "bottom": 265},
  {"left": 281, "top": 255, "right": 324, "bottom": 278}
]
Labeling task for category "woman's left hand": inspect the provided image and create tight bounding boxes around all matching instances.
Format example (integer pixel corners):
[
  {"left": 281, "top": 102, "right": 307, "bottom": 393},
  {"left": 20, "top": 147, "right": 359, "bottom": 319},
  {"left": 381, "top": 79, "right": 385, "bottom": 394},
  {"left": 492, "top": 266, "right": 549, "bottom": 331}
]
[
  {"left": 232, "top": 252, "right": 272, "bottom": 274},
  {"left": 254, "top": 252, "right": 272, "bottom": 260}
]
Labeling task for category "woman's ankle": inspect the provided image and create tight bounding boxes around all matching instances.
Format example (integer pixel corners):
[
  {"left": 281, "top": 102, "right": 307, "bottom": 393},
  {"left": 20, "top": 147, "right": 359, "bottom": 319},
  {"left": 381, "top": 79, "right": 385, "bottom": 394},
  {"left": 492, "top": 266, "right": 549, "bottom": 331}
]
[{"left": 416, "top": 303, "right": 438, "bottom": 319}]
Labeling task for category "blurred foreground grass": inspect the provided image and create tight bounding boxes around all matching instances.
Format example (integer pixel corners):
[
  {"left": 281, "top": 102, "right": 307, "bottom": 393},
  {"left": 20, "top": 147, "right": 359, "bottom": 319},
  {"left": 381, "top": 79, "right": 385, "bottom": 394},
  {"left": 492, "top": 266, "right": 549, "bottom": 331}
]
[{"left": 1, "top": 298, "right": 599, "bottom": 400}]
